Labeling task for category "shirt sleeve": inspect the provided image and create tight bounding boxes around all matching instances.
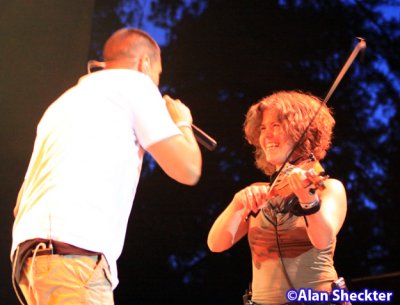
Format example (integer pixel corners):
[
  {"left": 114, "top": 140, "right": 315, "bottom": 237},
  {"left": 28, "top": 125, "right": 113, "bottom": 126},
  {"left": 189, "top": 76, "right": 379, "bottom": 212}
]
[{"left": 128, "top": 75, "right": 181, "bottom": 149}]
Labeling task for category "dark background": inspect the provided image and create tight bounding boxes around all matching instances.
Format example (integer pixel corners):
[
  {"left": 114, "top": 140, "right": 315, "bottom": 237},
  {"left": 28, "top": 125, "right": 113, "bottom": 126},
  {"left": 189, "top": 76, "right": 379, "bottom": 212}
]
[
  {"left": 0, "top": 0, "right": 95, "bottom": 302},
  {"left": 1, "top": 1, "right": 399, "bottom": 304}
]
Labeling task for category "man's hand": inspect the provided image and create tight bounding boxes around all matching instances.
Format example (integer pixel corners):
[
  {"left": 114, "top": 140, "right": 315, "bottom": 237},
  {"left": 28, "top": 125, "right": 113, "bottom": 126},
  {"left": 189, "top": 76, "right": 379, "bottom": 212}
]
[{"left": 163, "top": 95, "right": 193, "bottom": 125}]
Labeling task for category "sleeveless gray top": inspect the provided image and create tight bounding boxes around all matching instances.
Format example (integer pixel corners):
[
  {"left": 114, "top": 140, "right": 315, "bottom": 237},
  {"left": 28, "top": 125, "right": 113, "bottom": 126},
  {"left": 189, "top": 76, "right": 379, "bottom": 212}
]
[{"left": 248, "top": 196, "right": 338, "bottom": 305}]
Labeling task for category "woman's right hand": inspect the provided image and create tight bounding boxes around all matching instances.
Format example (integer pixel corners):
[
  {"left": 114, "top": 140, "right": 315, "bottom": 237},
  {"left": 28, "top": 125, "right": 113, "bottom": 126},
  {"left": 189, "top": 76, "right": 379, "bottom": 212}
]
[
  {"left": 233, "top": 183, "right": 270, "bottom": 221},
  {"left": 208, "top": 183, "right": 270, "bottom": 252}
]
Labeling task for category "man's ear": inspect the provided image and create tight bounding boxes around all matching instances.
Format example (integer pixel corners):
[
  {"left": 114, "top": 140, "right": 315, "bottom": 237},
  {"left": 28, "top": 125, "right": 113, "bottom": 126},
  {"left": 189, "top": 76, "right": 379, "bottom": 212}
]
[{"left": 139, "top": 54, "right": 151, "bottom": 73}]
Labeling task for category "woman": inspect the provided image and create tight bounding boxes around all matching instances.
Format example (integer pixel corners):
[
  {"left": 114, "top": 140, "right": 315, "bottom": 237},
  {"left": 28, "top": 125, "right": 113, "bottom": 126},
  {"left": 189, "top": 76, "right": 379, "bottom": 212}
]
[{"left": 208, "top": 91, "right": 348, "bottom": 305}]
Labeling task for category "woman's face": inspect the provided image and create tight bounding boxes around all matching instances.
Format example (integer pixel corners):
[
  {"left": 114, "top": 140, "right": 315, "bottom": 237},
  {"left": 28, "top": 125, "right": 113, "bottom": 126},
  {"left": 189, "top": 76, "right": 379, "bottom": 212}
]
[{"left": 259, "top": 109, "right": 295, "bottom": 170}]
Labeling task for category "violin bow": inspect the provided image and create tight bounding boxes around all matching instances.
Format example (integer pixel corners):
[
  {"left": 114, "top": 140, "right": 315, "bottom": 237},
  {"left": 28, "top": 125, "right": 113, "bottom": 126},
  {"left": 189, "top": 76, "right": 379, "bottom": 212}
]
[{"left": 246, "top": 37, "right": 367, "bottom": 221}]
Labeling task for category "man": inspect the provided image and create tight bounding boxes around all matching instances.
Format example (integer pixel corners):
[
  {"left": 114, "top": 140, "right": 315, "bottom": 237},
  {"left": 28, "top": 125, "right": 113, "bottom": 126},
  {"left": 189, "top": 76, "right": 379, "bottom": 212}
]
[{"left": 11, "top": 28, "right": 202, "bottom": 305}]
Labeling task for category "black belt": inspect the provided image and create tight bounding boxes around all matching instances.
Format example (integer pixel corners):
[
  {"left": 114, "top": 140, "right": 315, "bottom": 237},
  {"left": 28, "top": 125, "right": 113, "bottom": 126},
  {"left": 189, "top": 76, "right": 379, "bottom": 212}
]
[
  {"left": 13, "top": 238, "right": 101, "bottom": 284},
  {"left": 26, "top": 239, "right": 100, "bottom": 257}
]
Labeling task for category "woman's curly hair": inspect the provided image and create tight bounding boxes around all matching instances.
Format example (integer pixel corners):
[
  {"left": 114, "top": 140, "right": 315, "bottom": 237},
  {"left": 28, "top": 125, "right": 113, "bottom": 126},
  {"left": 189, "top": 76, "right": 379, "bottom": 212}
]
[{"left": 244, "top": 91, "right": 335, "bottom": 176}]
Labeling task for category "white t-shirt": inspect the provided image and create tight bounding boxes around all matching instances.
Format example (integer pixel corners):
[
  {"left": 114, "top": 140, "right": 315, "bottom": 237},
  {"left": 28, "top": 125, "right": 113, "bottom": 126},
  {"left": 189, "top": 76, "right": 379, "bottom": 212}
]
[{"left": 11, "top": 69, "right": 181, "bottom": 288}]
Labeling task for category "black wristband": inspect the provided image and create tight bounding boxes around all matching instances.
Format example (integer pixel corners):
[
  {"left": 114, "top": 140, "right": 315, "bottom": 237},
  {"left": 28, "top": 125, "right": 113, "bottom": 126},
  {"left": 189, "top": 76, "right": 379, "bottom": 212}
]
[{"left": 290, "top": 198, "right": 321, "bottom": 216}]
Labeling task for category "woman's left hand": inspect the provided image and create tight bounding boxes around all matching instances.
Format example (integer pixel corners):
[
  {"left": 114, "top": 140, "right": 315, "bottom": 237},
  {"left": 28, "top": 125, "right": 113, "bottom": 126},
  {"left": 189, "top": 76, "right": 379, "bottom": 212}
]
[{"left": 287, "top": 168, "right": 319, "bottom": 204}]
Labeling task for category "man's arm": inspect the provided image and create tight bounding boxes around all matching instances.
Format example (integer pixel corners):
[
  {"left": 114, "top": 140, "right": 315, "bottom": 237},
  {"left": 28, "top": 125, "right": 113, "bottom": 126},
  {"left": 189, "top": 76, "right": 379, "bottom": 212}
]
[{"left": 146, "top": 95, "right": 202, "bottom": 185}]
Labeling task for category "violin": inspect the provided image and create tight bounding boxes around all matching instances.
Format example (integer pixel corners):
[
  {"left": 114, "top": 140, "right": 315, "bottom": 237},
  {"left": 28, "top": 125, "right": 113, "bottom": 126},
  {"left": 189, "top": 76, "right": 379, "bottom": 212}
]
[
  {"left": 268, "top": 154, "right": 329, "bottom": 199},
  {"left": 245, "top": 155, "right": 328, "bottom": 220}
]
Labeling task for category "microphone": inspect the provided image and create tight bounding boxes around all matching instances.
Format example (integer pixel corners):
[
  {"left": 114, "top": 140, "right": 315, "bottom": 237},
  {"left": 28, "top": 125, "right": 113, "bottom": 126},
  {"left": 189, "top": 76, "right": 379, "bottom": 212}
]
[
  {"left": 163, "top": 94, "right": 217, "bottom": 151},
  {"left": 191, "top": 124, "right": 217, "bottom": 151}
]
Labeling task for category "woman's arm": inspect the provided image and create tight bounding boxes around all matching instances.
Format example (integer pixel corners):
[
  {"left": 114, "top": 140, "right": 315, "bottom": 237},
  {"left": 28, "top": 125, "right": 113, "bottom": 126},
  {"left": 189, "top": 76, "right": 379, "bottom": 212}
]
[
  {"left": 207, "top": 183, "right": 269, "bottom": 252},
  {"left": 305, "top": 178, "right": 347, "bottom": 249},
  {"left": 289, "top": 172, "right": 347, "bottom": 249}
]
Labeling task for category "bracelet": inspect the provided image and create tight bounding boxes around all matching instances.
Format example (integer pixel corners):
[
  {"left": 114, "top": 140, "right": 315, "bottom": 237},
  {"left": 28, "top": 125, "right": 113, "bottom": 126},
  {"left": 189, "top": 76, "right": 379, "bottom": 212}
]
[
  {"left": 176, "top": 121, "right": 192, "bottom": 129},
  {"left": 299, "top": 196, "right": 320, "bottom": 210},
  {"left": 290, "top": 196, "right": 321, "bottom": 216}
]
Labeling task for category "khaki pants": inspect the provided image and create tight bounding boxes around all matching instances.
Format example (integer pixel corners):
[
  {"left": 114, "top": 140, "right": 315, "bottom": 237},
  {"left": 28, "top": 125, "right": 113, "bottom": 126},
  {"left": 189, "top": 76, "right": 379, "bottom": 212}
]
[{"left": 18, "top": 254, "right": 114, "bottom": 305}]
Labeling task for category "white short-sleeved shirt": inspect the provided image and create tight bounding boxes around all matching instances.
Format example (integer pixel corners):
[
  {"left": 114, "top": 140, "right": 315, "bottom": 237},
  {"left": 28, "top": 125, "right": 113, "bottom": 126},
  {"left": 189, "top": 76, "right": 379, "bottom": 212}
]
[{"left": 11, "top": 69, "right": 181, "bottom": 288}]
